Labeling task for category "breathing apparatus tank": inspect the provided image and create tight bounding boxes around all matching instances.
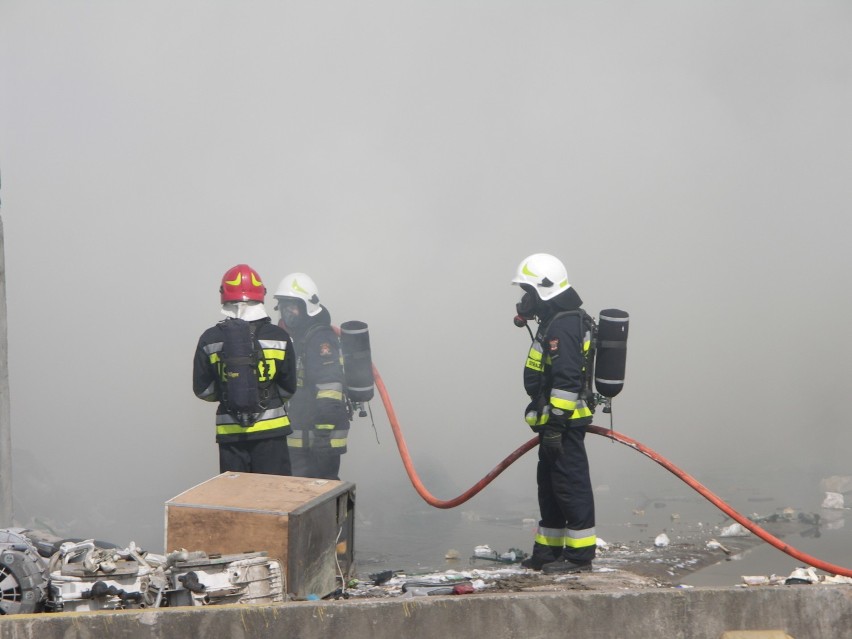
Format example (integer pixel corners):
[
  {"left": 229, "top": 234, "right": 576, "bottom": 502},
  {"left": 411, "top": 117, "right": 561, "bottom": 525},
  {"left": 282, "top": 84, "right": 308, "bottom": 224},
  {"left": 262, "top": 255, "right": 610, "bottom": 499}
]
[
  {"left": 594, "top": 309, "right": 629, "bottom": 399},
  {"left": 340, "top": 321, "right": 375, "bottom": 416}
]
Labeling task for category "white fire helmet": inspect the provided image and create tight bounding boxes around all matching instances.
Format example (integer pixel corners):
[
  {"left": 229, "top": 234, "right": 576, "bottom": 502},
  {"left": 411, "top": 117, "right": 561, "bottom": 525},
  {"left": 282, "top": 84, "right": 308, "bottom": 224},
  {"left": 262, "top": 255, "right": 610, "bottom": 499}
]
[
  {"left": 511, "top": 253, "right": 571, "bottom": 301},
  {"left": 274, "top": 272, "right": 322, "bottom": 316}
]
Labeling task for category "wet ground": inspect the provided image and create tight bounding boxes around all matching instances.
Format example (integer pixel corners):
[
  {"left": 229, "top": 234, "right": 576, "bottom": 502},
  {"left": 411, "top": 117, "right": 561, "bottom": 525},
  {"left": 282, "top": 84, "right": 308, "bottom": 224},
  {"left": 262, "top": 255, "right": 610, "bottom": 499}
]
[
  {"left": 349, "top": 466, "right": 851, "bottom": 594},
  {"left": 350, "top": 535, "right": 758, "bottom": 597},
  {"left": 348, "top": 566, "right": 665, "bottom": 599},
  {"left": 346, "top": 512, "right": 850, "bottom": 599}
]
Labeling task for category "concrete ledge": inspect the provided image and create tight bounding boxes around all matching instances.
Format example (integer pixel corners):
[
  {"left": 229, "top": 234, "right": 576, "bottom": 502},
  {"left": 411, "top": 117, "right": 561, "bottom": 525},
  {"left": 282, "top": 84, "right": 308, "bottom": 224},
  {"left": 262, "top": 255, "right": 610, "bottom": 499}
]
[{"left": 1, "top": 586, "right": 850, "bottom": 639}]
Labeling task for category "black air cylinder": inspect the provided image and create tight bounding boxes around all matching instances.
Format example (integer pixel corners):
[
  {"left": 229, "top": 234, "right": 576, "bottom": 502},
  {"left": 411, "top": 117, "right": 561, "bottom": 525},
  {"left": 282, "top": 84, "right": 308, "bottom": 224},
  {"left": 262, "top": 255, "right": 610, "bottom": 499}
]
[
  {"left": 340, "top": 320, "right": 375, "bottom": 402},
  {"left": 594, "top": 309, "right": 629, "bottom": 398}
]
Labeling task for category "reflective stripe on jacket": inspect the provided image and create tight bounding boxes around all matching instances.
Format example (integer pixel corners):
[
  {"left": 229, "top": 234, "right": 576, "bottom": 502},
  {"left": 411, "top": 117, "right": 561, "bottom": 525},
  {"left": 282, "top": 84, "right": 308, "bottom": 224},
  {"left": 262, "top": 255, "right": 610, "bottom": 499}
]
[
  {"left": 286, "top": 313, "right": 350, "bottom": 455},
  {"left": 524, "top": 310, "right": 594, "bottom": 423},
  {"left": 193, "top": 318, "right": 296, "bottom": 443}
]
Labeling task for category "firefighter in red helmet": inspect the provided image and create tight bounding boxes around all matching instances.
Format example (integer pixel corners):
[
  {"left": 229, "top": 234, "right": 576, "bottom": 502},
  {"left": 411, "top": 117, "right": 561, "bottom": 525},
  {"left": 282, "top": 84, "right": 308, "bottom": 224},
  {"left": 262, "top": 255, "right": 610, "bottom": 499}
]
[
  {"left": 219, "top": 263, "right": 267, "bottom": 303},
  {"left": 193, "top": 264, "right": 297, "bottom": 475}
]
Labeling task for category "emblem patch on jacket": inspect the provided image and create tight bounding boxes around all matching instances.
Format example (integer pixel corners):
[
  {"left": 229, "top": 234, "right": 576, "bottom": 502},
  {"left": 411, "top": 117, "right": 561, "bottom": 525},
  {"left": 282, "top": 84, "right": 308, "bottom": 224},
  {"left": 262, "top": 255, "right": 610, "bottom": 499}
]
[
  {"left": 549, "top": 338, "right": 559, "bottom": 352},
  {"left": 319, "top": 342, "right": 332, "bottom": 356}
]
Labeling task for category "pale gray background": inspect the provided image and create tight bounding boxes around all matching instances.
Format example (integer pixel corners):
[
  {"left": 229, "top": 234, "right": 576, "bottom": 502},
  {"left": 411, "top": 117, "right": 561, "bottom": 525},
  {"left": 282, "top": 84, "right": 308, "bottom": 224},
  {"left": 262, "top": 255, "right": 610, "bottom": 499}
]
[{"left": 1, "top": 2, "right": 850, "bottom": 574}]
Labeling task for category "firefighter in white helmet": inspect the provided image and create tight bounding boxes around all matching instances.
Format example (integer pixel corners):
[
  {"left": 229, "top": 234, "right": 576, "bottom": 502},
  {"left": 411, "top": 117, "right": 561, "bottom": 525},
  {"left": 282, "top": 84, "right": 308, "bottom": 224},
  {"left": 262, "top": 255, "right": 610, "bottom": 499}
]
[
  {"left": 274, "top": 273, "right": 350, "bottom": 480},
  {"left": 512, "top": 253, "right": 597, "bottom": 574}
]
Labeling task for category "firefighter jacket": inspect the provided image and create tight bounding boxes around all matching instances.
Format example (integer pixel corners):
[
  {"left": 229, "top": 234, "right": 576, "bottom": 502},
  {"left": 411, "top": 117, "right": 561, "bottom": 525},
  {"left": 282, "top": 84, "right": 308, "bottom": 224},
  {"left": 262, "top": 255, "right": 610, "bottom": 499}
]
[
  {"left": 285, "top": 307, "right": 351, "bottom": 455},
  {"left": 193, "top": 317, "right": 296, "bottom": 444},
  {"left": 524, "top": 292, "right": 594, "bottom": 427}
]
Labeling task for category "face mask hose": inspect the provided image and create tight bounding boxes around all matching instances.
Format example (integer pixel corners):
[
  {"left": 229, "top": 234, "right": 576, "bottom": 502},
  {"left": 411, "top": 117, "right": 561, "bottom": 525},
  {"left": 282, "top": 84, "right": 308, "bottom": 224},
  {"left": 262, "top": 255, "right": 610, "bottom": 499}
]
[{"left": 514, "top": 291, "right": 537, "bottom": 339}]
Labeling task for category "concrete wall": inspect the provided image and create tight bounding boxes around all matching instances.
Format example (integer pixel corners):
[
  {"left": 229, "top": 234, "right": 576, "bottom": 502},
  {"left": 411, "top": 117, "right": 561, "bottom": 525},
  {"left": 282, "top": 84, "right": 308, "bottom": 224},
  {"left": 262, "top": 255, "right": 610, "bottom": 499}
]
[{"left": 1, "top": 586, "right": 850, "bottom": 639}]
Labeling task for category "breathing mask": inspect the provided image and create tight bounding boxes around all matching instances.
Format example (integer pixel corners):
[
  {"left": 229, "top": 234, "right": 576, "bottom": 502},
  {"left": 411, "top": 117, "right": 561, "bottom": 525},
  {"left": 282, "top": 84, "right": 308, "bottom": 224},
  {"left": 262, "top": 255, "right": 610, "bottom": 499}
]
[
  {"left": 276, "top": 297, "right": 306, "bottom": 332},
  {"left": 514, "top": 286, "right": 539, "bottom": 327}
]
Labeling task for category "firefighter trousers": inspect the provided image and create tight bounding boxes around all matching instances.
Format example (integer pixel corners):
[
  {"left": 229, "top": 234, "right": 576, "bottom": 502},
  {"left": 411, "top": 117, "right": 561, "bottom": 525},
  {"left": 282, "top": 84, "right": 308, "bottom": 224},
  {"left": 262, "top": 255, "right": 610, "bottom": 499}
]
[
  {"left": 532, "top": 422, "right": 596, "bottom": 565},
  {"left": 218, "top": 436, "right": 292, "bottom": 476}
]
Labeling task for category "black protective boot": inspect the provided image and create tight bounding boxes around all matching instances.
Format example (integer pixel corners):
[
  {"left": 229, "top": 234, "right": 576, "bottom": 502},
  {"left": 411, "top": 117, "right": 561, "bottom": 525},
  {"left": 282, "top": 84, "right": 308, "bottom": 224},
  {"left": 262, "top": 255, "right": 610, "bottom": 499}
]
[
  {"left": 520, "top": 556, "right": 548, "bottom": 571},
  {"left": 521, "top": 545, "right": 560, "bottom": 571}
]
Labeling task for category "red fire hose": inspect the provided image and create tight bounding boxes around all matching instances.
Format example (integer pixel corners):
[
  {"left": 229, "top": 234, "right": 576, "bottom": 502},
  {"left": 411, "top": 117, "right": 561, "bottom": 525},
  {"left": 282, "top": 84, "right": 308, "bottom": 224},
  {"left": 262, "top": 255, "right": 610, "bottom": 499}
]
[
  {"left": 373, "top": 364, "right": 537, "bottom": 509},
  {"left": 372, "top": 364, "right": 852, "bottom": 578}
]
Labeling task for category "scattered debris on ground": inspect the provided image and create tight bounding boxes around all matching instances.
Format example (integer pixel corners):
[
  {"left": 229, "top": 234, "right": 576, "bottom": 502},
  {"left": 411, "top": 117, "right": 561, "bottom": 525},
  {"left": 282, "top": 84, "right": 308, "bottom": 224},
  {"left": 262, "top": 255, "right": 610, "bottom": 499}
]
[
  {"left": 347, "top": 503, "right": 852, "bottom": 598},
  {"left": 347, "top": 565, "right": 665, "bottom": 599}
]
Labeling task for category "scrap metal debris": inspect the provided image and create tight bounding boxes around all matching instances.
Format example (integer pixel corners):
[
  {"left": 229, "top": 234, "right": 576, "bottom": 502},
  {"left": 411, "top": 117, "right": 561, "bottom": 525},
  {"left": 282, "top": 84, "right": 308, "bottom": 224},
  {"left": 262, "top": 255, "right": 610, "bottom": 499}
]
[{"left": 0, "top": 528, "right": 284, "bottom": 614}]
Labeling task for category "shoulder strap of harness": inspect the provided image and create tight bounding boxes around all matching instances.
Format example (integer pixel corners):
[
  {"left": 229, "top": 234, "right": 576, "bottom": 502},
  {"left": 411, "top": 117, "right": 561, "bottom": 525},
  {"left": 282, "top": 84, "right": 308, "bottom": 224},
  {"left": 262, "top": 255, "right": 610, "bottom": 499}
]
[{"left": 541, "top": 309, "right": 597, "bottom": 410}]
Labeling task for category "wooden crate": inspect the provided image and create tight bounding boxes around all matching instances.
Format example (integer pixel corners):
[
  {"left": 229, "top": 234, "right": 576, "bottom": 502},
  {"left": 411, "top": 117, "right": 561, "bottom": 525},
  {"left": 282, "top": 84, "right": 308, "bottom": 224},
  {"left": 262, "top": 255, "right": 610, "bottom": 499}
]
[{"left": 165, "top": 472, "right": 355, "bottom": 599}]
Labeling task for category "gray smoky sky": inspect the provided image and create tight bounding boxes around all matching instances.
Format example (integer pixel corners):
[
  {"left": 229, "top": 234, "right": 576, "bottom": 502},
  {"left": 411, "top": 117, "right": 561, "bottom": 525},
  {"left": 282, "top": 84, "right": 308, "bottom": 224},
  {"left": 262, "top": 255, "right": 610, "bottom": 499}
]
[{"left": 1, "top": 2, "right": 851, "bottom": 553}]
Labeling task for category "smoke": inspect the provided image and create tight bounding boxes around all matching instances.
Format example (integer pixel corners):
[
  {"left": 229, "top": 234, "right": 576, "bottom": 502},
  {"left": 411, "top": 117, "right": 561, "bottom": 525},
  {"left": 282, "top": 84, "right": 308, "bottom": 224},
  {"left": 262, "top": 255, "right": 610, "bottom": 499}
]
[{"left": 1, "top": 2, "right": 850, "bottom": 555}]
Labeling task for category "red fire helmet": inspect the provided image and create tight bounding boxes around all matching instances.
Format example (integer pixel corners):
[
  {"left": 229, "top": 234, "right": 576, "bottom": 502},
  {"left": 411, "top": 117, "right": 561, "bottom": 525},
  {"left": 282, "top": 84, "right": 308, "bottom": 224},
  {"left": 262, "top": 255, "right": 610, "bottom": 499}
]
[{"left": 220, "top": 264, "right": 266, "bottom": 303}]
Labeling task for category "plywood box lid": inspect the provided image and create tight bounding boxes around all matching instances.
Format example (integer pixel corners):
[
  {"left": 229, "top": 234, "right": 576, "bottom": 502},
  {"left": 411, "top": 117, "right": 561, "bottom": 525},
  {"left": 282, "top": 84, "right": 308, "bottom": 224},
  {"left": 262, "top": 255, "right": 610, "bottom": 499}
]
[{"left": 166, "top": 472, "right": 353, "bottom": 515}]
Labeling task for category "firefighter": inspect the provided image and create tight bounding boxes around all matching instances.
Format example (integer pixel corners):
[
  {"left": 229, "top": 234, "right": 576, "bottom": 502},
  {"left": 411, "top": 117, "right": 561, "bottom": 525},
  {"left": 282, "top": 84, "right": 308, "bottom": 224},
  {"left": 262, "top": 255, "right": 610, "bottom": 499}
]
[
  {"left": 274, "top": 272, "right": 350, "bottom": 480},
  {"left": 512, "top": 253, "right": 597, "bottom": 574},
  {"left": 193, "top": 264, "right": 296, "bottom": 475}
]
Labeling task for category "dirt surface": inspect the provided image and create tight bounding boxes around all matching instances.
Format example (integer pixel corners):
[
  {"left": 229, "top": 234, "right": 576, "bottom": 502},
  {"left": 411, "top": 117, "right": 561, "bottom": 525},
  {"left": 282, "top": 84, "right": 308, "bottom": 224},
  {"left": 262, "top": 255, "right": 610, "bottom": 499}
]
[
  {"left": 345, "top": 537, "right": 744, "bottom": 599},
  {"left": 346, "top": 516, "right": 819, "bottom": 598},
  {"left": 481, "top": 568, "right": 662, "bottom": 593},
  {"left": 346, "top": 566, "right": 664, "bottom": 599},
  {"left": 588, "top": 536, "right": 758, "bottom": 584}
]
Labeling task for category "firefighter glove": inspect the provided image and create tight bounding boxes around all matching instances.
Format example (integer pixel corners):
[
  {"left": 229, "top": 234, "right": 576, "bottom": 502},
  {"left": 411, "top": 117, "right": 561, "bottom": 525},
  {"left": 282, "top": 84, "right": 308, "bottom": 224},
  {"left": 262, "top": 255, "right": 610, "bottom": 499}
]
[{"left": 540, "top": 426, "right": 563, "bottom": 458}]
